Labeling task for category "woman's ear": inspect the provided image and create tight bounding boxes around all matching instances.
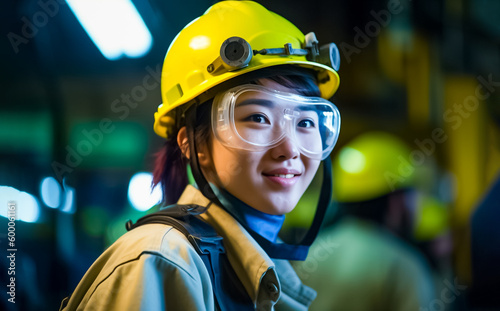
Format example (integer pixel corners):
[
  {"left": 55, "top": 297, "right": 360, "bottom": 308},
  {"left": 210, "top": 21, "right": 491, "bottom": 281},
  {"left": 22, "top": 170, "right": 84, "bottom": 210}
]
[
  {"left": 177, "top": 127, "right": 189, "bottom": 159},
  {"left": 177, "top": 126, "right": 211, "bottom": 168}
]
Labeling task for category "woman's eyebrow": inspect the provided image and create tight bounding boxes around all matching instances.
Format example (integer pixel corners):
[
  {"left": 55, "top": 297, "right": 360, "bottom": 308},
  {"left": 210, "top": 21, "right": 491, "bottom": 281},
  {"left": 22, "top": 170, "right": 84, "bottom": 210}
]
[
  {"left": 236, "top": 99, "right": 275, "bottom": 108},
  {"left": 296, "top": 105, "right": 316, "bottom": 111},
  {"left": 235, "top": 99, "right": 319, "bottom": 115}
]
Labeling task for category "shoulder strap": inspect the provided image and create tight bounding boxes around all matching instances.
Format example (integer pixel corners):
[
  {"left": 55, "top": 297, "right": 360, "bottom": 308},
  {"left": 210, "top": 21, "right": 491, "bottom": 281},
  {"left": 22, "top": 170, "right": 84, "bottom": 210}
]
[
  {"left": 126, "top": 204, "right": 253, "bottom": 311},
  {"left": 126, "top": 204, "right": 224, "bottom": 255}
]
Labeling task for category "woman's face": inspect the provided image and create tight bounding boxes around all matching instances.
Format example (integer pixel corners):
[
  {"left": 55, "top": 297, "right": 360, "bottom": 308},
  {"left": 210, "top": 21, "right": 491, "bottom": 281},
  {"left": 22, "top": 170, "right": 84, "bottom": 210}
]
[{"left": 205, "top": 79, "right": 322, "bottom": 215}]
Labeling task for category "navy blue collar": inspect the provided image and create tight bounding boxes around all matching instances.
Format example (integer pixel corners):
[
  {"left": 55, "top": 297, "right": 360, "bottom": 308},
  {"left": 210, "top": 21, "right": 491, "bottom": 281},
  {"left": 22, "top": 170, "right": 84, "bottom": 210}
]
[
  {"left": 214, "top": 188, "right": 285, "bottom": 242},
  {"left": 212, "top": 186, "right": 310, "bottom": 260}
]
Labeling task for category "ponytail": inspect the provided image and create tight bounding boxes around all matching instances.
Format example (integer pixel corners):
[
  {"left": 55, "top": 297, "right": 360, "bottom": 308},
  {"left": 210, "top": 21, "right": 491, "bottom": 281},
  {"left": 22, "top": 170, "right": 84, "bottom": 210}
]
[
  {"left": 152, "top": 137, "right": 189, "bottom": 205},
  {"left": 152, "top": 101, "right": 212, "bottom": 205}
]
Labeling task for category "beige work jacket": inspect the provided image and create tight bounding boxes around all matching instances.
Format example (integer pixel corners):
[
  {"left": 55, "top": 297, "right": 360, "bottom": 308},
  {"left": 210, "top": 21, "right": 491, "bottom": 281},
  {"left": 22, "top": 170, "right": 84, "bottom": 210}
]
[{"left": 61, "top": 185, "right": 316, "bottom": 310}]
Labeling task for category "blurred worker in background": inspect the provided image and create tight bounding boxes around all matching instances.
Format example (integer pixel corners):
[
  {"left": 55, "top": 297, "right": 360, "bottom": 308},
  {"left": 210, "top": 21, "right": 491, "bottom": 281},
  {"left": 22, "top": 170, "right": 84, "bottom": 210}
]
[{"left": 295, "top": 132, "right": 436, "bottom": 311}]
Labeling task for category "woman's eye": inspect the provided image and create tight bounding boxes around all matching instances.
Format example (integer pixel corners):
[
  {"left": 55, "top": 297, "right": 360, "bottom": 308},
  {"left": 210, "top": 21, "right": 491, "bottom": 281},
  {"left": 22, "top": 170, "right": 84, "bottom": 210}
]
[
  {"left": 246, "top": 114, "right": 269, "bottom": 124},
  {"left": 298, "top": 119, "right": 315, "bottom": 128}
]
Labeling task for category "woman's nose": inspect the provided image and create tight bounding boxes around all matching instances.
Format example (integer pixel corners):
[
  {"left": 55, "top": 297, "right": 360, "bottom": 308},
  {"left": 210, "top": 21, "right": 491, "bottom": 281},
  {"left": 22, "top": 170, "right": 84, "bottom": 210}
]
[{"left": 270, "top": 136, "right": 300, "bottom": 160}]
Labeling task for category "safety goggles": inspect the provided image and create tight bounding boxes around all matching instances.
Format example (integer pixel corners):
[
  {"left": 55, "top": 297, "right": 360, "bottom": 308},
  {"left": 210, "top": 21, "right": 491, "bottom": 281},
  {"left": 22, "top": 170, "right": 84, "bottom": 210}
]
[{"left": 211, "top": 84, "right": 341, "bottom": 160}]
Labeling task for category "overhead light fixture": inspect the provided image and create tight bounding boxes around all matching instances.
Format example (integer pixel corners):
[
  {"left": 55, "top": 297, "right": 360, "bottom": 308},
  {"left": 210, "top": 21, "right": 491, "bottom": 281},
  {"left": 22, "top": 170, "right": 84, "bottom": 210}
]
[{"left": 65, "top": 0, "right": 153, "bottom": 60}]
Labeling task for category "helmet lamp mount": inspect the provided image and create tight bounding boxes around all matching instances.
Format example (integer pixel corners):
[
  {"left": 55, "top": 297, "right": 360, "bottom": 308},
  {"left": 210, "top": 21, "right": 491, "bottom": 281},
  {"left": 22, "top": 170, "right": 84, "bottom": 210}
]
[
  {"left": 207, "top": 32, "right": 340, "bottom": 76},
  {"left": 207, "top": 37, "right": 253, "bottom": 74}
]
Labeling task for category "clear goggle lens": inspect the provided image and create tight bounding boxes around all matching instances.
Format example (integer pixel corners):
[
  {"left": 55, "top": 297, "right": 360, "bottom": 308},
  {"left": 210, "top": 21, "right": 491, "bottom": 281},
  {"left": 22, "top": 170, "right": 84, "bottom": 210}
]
[{"left": 212, "top": 84, "right": 341, "bottom": 160}]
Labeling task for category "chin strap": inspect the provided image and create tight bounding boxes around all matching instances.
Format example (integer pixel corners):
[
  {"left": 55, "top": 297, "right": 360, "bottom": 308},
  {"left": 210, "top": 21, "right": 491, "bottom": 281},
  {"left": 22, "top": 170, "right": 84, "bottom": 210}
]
[
  {"left": 238, "top": 157, "right": 332, "bottom": 260},
  {"left": 185, "top": 103, "right": 332, "bottom": 260},
  {"left": 185, "top": 104, "right": 224, "bottom": 208},
  {"left": 301, "top": 156, "right": 332, "bottom": 245}
]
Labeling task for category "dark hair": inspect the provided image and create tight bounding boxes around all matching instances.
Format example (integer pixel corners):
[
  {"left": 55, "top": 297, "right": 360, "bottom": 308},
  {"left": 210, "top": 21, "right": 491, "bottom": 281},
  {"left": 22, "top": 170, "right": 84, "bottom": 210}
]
[{"left": 153, "top": 71, "right": 321, "bottom": 205}]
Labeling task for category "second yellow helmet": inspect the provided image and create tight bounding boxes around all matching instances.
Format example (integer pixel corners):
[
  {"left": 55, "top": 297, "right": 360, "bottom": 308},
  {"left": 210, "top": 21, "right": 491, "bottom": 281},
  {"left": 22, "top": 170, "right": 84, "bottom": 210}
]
[{"left": 333, "top": 132, "right": 417, "bottom": 203}]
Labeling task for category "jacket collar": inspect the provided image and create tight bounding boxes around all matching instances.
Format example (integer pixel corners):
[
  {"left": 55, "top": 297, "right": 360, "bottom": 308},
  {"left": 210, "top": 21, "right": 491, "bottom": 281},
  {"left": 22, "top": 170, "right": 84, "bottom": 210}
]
[{"left": 177, "top": 185, "right": 281, "bottom": 308}]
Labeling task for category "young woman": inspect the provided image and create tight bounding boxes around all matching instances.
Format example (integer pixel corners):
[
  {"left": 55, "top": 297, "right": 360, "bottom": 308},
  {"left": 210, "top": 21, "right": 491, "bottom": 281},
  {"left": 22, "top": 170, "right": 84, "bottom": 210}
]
[{"left": 61, "top": 1, "right": 341, "bottom": 310}]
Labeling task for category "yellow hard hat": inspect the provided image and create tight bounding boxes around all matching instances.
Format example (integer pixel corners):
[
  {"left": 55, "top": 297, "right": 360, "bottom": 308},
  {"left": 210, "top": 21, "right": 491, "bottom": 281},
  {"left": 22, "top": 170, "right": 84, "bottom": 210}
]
[
  {"left": 333, "top": 132, "right": 416, "bottom": 203},
  {"left": 154, "top": 0, "right": 340, "bottom": 138}
]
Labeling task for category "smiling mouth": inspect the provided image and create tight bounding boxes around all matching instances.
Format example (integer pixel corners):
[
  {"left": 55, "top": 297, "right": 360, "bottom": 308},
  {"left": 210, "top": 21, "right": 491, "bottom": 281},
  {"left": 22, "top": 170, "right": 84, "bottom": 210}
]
[
  {"left": 270, "top": 174, "right": 295, "bottom": 179},
  {"left": 262, "top": 172, "right": 302, "bottom": 187},
  {"left": 263, "top": 173, "right": 301, "bottom": 178}
]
